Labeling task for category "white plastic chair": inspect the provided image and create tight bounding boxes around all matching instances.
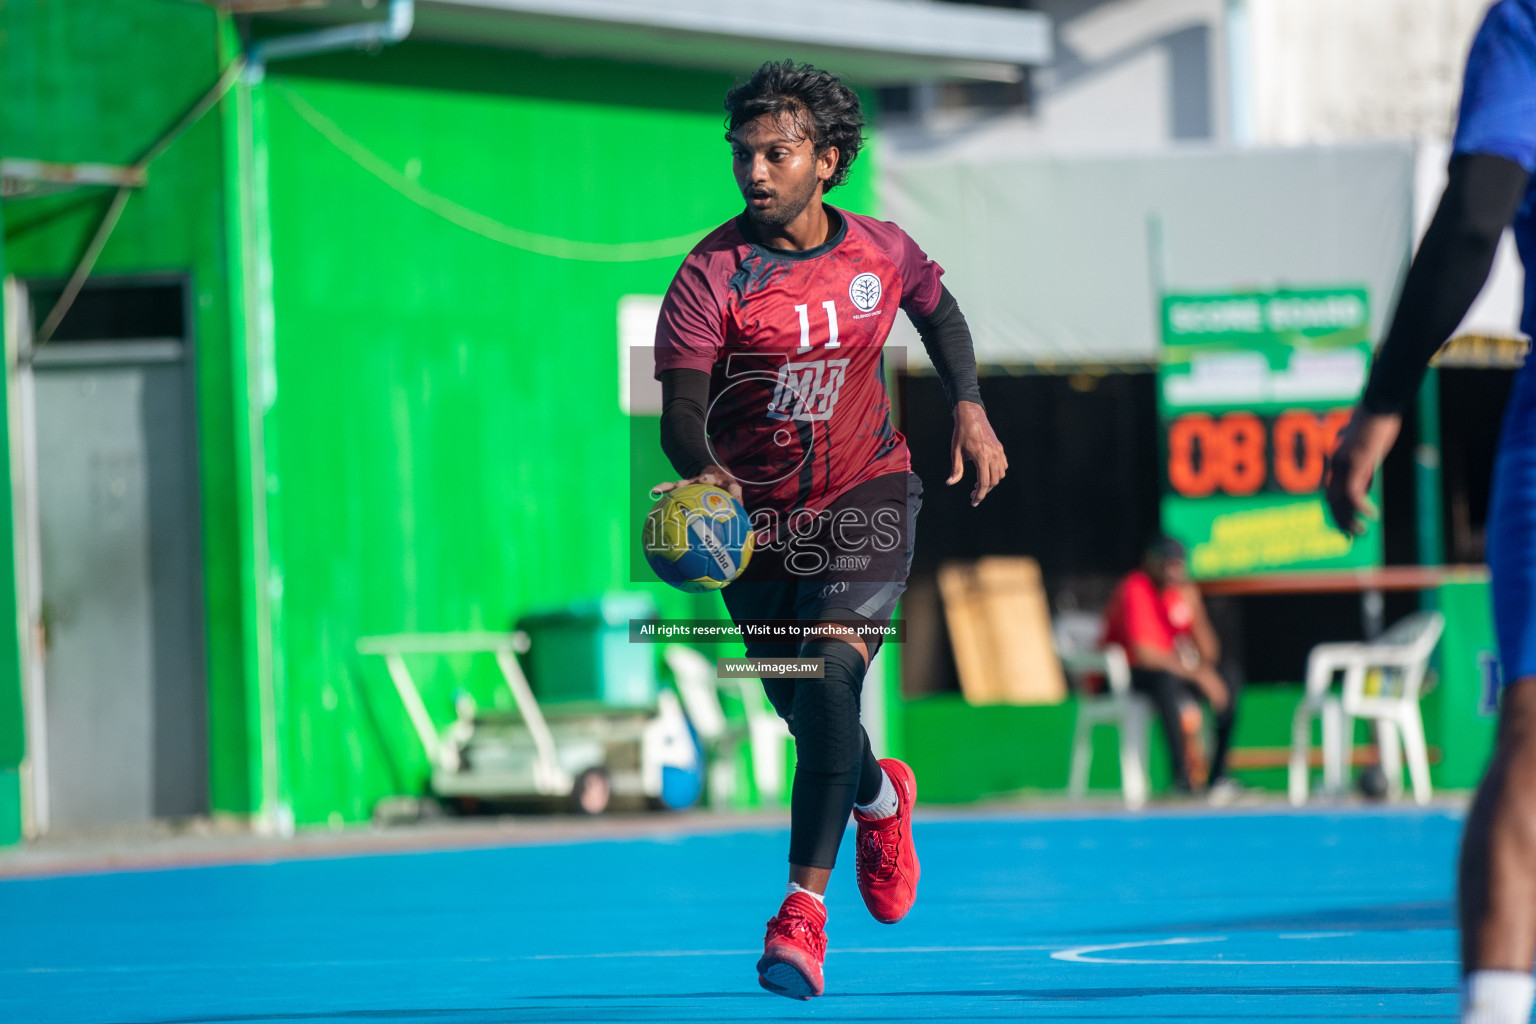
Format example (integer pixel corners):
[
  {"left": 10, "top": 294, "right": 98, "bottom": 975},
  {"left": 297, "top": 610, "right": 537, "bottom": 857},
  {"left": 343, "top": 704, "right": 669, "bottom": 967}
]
[
  {"left": 1288, "top": 610, "right": 1444, "bottom": 806},
  {"left": 1057, "top": 613, "right": 1152, "bottom": 810},
  {"left": 665, "top": 644, "right": 789, "bottom": 806},
  {"left": 1288, "top": 646, "right": 1352, "bottom": 805}
]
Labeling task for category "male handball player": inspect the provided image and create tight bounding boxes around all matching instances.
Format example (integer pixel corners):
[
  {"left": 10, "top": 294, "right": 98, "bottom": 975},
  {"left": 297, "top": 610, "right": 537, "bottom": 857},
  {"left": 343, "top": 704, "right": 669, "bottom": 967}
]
[
  {"left": 651, "top": 60, "right": 1006, "bottom": 1000},
  {"left": 1329, "top": 5, "right": 1536, "bottom": 1021}
]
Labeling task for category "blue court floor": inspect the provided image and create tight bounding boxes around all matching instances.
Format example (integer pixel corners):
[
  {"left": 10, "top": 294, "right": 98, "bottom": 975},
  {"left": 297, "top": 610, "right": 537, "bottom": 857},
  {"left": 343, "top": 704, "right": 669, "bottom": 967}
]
[{"left": 0, "top": 808, "right": 1465, "bottom": 1023}]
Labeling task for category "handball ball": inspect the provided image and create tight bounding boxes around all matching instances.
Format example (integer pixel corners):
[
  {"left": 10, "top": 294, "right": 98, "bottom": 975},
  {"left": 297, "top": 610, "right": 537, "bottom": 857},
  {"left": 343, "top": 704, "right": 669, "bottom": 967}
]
[{"left": 644, "top": 484, "right": 754, "bottom": 592}]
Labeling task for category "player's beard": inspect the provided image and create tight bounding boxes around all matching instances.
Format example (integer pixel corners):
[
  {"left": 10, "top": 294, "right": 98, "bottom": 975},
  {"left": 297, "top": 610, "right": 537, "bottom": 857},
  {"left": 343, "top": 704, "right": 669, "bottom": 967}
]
[{"left": 744, "top": 164, "right": 822, "bottom": 232}]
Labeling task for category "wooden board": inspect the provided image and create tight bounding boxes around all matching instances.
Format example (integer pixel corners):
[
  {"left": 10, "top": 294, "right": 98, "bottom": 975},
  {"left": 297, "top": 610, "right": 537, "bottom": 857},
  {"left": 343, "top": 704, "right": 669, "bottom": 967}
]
[
  {"left": 1224, "top": 745, "right": 1442, "bottom": 770},
  {"left": 937, "top": 557, "right": 1067, "bottom": 706}
]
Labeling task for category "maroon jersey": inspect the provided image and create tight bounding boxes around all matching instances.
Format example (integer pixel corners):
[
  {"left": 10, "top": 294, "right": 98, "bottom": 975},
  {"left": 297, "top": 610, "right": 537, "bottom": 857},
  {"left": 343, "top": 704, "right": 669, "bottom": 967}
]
[{"left": 654, "top": 207, "right": 944, "bottom": 521}]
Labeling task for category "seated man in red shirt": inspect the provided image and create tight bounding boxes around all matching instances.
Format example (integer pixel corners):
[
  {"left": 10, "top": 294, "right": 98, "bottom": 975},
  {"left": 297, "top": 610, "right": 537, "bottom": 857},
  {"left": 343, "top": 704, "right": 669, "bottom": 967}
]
[{"left": 1101, "top": 535, "right": 1240, "bottom": 796}]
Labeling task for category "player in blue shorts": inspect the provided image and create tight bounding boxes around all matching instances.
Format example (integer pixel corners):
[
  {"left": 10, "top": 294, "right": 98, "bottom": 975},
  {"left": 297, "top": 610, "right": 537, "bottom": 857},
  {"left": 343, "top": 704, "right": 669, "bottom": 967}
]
[{"left": 1328, "top": 4, "right": 1536, "bottom": 1022}]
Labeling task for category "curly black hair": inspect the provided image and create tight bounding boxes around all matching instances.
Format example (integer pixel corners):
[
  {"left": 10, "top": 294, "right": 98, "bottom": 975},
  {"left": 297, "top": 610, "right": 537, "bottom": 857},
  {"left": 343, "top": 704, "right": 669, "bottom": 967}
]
[{"left": 724, "top": 60, "right": 865, "bottom": 193}]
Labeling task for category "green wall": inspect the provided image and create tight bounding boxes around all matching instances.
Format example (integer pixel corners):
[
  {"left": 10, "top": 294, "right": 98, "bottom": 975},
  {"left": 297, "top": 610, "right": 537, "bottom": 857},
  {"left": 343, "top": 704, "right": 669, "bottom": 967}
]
[
  {"left": 248, "top": 42, "right": 879, "bottom": 825},
  {"left": 904, "top": 686, "right": 1336, "bottom": 803},
  {"left": 1, "top": 5, "right": 890, "bottom": 832},
  {"left": 1423, "top": 580, "right": 1500, "bottom": 788},
  {"left": 0, "top": 0, "right": 246, "bottom": 832},
  {"left": 904, "top": 581, "right": 1505, "bottom": 804},
  {"left": 0, "top": 208, "right": 22, "bottom": 846}
]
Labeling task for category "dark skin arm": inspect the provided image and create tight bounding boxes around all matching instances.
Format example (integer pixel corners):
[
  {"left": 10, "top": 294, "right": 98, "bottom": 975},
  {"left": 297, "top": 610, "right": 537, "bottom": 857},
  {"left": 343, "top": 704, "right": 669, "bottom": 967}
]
[
  {"left": 1129, "top": 641, "right": 1229, "bottom": 712},
  {"left": 1326, "top": 411, "right": 1399, "bottom": 535},
  {"left": 950, "top": 400, "right": 1008, "bottom": 506},
  {"left": 1181, "top": 583, "right": 1221, "bottom": 666},
  {"left": 1328, "top": 153, "right": 1529, "bottom": 534}
]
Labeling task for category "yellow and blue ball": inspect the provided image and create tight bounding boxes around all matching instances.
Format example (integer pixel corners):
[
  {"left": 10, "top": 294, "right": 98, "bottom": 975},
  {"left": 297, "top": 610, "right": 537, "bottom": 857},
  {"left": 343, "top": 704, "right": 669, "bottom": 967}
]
[{"left": 643, "top": 484, "right": 754, "bottom": 592}]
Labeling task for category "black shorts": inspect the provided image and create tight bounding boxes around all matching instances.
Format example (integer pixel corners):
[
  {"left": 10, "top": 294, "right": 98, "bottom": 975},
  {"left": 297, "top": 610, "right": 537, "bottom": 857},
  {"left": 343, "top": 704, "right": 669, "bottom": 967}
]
[{"left": 722, "top": 471, "right": 922, "bottom": 656}]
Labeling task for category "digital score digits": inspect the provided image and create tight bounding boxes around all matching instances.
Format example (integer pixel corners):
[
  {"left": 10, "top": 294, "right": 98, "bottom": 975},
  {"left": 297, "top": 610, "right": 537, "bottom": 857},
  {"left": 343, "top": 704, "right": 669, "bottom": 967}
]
[{"left": 1166, "top": 409, "right": 1350, "bottom": 498}]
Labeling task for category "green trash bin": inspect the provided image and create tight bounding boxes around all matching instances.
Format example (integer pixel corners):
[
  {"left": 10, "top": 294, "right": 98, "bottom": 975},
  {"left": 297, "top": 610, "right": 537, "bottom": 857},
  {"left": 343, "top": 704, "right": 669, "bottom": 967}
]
[{"left": 518, "top": 593, "right": 660, "bottom": 709}]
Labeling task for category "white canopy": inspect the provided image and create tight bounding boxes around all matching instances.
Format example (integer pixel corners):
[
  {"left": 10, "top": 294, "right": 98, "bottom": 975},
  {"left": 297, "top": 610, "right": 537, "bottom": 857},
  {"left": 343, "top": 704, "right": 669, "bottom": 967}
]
[{"left": 883, "top": 143, "right": 1419, "bottom": 366}]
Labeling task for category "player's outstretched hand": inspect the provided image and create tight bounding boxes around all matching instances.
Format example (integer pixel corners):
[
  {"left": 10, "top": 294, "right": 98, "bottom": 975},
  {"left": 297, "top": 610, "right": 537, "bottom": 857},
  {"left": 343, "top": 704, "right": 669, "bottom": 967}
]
[
  {"left": 1324, "top": 408, "right": 1401, "bottom": 536},
  {"left": 650, "top": 464, "right": 744, "bottom": 504},
  {"left": 949, "top": 401, "right": 1008, "bottom": 507}
]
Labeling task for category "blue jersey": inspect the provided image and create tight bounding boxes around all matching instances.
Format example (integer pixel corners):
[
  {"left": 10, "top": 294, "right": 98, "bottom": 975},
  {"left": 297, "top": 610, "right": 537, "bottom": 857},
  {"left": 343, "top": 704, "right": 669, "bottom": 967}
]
[
  {"left": 1463, "top": 2, "right": 1536, "bottom": 681},
  {"left": 1454, "top": 0, "right": 1536, "bottom": 336}
]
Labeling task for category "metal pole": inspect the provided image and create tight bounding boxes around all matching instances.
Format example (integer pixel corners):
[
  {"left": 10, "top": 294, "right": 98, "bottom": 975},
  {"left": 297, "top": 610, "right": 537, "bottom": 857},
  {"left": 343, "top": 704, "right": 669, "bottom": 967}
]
[
  {"left": 246, "top": 0, "right": 414, "bottom": 82},
  {"left": 1415, "top": 368, "right": 1446, "bottom": 566},
  {"left": 1225, "top": 0, "right": 1254, "bottom": 147},
  {"left": 1362, "top": 588, "right": 1385, "bottom": 640},
  {"left": 226, "top": 64, "right": 291, "bottom": 836}
]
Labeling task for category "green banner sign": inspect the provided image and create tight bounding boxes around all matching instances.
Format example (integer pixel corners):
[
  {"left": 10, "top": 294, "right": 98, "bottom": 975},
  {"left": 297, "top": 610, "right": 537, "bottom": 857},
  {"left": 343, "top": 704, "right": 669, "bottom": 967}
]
[{"left": 1159, "top": 288, "right": 1381, "bottom": 578}]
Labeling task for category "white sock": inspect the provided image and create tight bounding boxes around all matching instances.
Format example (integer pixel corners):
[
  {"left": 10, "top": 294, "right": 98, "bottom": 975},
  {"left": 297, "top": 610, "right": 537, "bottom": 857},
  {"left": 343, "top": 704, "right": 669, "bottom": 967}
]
[
  {"left": 855, "top": 769, "right": 898, "bottom": 819},
  {"left": 1464, "top": 970, "right": 1536, "bottom": 1024},
  {"left": 785, "top": 882, "right": 825, "bottom": 904}
]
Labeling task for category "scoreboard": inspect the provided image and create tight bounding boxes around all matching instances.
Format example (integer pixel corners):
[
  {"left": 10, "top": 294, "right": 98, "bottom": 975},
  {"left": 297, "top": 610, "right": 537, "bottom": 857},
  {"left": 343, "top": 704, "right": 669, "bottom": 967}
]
[
  {"left": 1165, "top": 409, "right": 1351, "bottom": 498},
  {"left": 1158, "top": 290, "right": 1381, "bottom": 578}
]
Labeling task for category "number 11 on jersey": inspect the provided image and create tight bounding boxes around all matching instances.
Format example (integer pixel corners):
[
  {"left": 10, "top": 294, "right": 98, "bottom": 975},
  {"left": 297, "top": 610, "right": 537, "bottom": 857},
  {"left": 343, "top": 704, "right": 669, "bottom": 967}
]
[{"left": 795, "top": 301, "right": 840, "bottom": 351}]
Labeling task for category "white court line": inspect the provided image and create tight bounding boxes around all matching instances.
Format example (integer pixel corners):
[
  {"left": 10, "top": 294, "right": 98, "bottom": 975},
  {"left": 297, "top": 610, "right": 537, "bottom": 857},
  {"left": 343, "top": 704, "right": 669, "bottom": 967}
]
[
  {"left": 530, "top": 945, "right": 1062, "bottom": 960},
  {"left": 1052, "top": 936, "right": 1456, "bottom": 966},
  {"left": 13, "top": 936, "right": 1459, "bottom": 975},
  {"left": 7, "top": 944, "right": 1066, "bottom": 975},
  {"left": 844, "top": 945, "right": 1063, "bottom": 954},
  {"left": 528, "top": 949, "right": 754, "bottom": 960}
]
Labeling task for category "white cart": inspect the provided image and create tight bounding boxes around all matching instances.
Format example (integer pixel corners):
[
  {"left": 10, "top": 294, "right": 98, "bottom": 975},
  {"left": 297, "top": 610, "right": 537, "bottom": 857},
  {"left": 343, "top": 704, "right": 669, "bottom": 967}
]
[{"left": 356, "top": 632, "right": 702, "bottom": 814}]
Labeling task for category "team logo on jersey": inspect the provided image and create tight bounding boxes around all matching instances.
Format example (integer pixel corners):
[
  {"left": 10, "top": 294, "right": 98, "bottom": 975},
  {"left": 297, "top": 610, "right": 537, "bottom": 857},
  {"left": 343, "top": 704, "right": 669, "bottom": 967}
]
[
  {"left": 766, "top": 359, "right": 851, "bottom": 423},
  {"left": 848, "top": 273, "right": 882, "bottom": 313}
]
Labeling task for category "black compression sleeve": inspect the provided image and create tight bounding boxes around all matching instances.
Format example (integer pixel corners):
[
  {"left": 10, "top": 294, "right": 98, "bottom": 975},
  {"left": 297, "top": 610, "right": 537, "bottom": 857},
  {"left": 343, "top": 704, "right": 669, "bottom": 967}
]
[
  {"left": 659, "top": 368, "right": 714, "bottom": 478},
  {"left": 908, "top": 285, "right": 984, "bottom": 409},
  {"left": 1360, "top": 153, "right": 1529, "bottom": 414}
]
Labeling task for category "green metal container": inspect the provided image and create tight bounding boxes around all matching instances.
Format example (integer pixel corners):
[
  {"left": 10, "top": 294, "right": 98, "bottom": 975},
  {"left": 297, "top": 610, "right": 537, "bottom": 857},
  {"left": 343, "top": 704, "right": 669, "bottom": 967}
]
[{"left": 519, "top": 594, "right": 660, "bottom": 709}]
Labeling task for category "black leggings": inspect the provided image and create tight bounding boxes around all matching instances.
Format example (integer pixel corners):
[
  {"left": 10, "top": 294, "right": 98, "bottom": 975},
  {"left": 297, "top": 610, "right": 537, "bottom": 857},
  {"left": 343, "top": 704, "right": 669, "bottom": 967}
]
[
  {"left": 718, "top": 474, "right": 921, "bottom": 869},
  {"left": 1129, "top": 668, "right": 1242, "bottom": 791},
  {"left": 762, "top": 637, "right": 883, "bottom": 869}
]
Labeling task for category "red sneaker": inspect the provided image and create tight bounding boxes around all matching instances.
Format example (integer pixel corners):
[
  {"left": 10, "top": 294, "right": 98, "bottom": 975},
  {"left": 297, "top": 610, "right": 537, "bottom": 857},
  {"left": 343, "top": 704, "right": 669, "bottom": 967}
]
[
  {"left": 854, "top": 757, "right": 920, "bottom": 924},
  {"left": 756, "top": 892, "right": 827, "bottom": 1000}
]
